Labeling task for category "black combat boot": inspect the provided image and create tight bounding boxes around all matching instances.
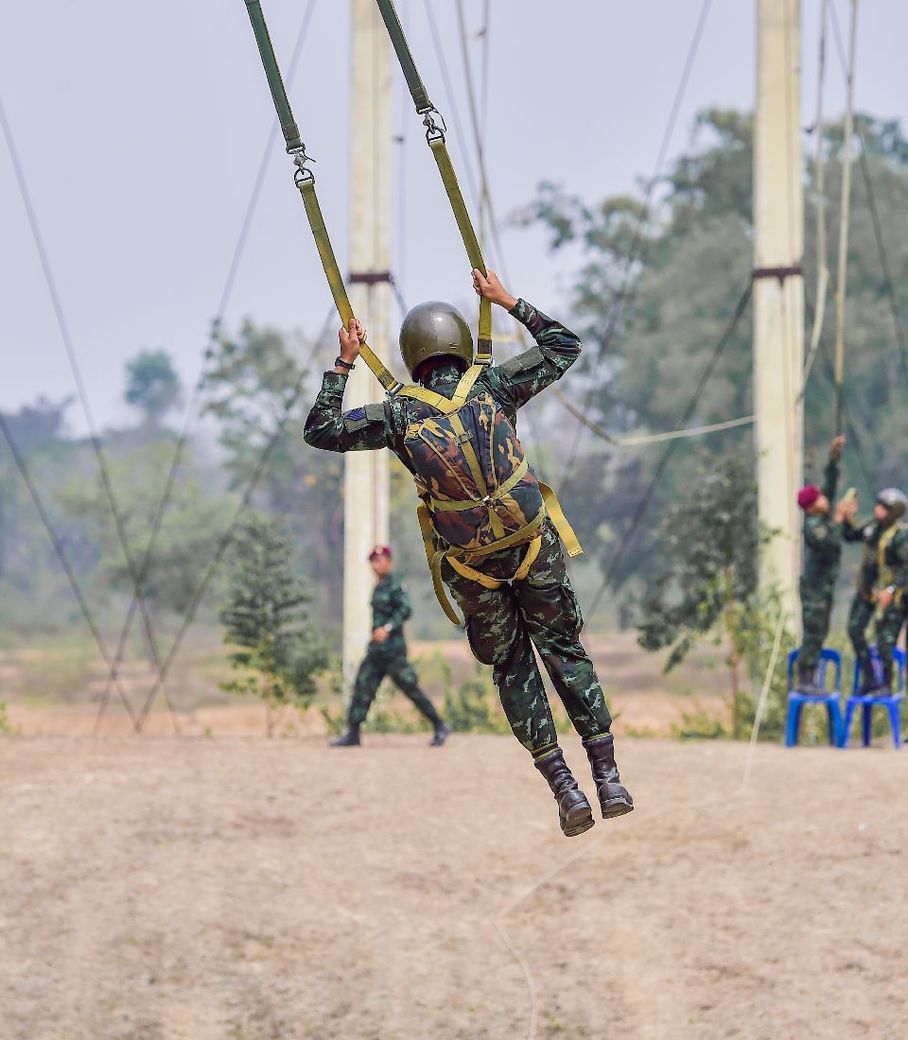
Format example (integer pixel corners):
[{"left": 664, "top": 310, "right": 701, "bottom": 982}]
[
  {"left": 429, "top": 722, "right": 451, "bottom": 747},
  {"left": 795, "top": 664, "right": 824, "bottom": 696},
  {"left": 330, "top": 724, "right": 361, "bottom": 747},
  {"left": 583, "top": 733, "right": 634, "bottom": 819},
  {"left": 868, "top": 664, "right": 894, "bottom": 698},
  {"left": 533, "top": 748, "right": 595, "bottom": 838},
  {"left": 857, "top": 657, "right": 877, "bottom": 697}
]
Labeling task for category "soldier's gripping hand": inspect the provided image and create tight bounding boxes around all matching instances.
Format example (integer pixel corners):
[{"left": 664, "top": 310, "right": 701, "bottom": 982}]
[
  {"left": 829, "top": 434, "right": 846, "bottom": 461},
  {"left": 337, "top": 318, "right": 366, "bottom": 370},
  {"left": 371, "top": 626, "right": 390, "bottom": 644},
  {"left": 472, "top": 268, "right": 518, "bottom": 311},
  {"left": 834, "top": 494, "right": 857, "bottom": 524}
]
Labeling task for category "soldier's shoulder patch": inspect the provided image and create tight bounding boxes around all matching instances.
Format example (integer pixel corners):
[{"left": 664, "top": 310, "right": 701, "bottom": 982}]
[
  {"left": 347, "top": 407, "right": 367, "bottom": 421},
  {"left": 499, "top": 346, "right": 544, "bottom": 382}
]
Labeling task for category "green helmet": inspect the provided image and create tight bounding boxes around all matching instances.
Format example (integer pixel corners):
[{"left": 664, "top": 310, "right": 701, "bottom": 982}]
[
  {"left": 399, "top": 301, "right": 473, "bottom": 379},
  {"left": 877, "top": 487, "right": 908, "bottom": 520}
]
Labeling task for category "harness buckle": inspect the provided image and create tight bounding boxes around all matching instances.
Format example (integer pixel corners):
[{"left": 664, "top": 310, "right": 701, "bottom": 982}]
[
  {"left": 290, "top": 146, "right": 316, "bottom": 185},
  {"left": 422, "top": 107, "right": 447, "bottom": 143}
]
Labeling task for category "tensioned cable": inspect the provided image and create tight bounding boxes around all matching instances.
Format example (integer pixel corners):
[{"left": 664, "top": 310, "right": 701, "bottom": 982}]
[
  {"left": 133, "top": 312, "right": 333, "bottom": 731},
  {"left": 97, "top": 0, "right": 321, "bottom": 717},
  {"left": 832, "top": 0, "right": 858, "bottom": 434},
  {"left": 454, "top": 0, "right": 491, "bottom": 250},
  {"left": 553, "top": 395, "right": 753, "bottom": 447},
  {"left": 0, "top": 413, "right": 137, "bottom": 722},
  {"left": 444, "top": 0, "right": 550, "bottom": 482},
  {"left": 421, "top": 0, "right": 484, "bottom": 225},
  {"left": 0, "top": 83, "right": 175, "bottom": 727},
  {"left": 585, "top": 280, "right": 753, "bottom": 618},
  {"left": 558, "top": 0, "right": 714, "bottom": 490},
  {"left": 827, "top": 0, "right": 908, "bottom": 384},
  {"left": 803, "top": 0, "right": 831, "bottom": 387}
]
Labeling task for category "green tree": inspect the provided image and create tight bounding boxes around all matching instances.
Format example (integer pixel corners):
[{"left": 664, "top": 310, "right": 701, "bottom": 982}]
[
  {"left": 526, "top": 108, "right": 908, "bottom": 592},
  {"left": 220, "top": 513, "right": 328, "bottom": 735},
  {"left": 635, "top": 457, "right": 775, "bottom": 738},
  {"left": 125, "top": 350, "right": 181, "bottom": 428},
  {"left": 202, "top": 320, "right": 344, "bottom": 626},
  {"left": 58, "top": 442, "right": 234, "bottom": 659}
]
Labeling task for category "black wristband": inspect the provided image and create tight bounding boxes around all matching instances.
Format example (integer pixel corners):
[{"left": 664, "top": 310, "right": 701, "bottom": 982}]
[{"left": 335, "top": 356, "right": 355, "bottom": 371}]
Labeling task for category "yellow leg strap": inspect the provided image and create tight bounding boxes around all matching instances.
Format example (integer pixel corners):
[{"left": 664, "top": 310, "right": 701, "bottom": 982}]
[
  {"left": 512, "top": 536, "right": 543, "bottom": 581},
  {"left": 447, "top": 556, "right": 505, "bottom": 589},
  {"left": 538, "top": 481, "right": 583, "bottom": 558}
]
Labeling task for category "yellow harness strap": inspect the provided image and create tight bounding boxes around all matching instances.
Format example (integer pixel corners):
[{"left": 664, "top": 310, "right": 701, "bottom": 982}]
[
  {"left": 538, "top": 481, "right": 583, "bottom": 558},
  {"left": 450, "top": 365, "right": 485, "bottom": 406},
  {"left": 430, "top": 458, "right": 529, "bottom": 511}
]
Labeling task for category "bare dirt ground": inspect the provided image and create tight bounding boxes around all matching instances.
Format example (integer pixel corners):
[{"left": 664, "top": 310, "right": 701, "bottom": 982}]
[{"left": 1, "top": 734, "right": 906, "bottom": 1040}]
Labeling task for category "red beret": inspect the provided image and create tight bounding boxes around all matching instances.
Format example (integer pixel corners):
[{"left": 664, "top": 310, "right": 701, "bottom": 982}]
[
  {"left": 797, "top": 485, "right": 821, "bottom": 510},
  {"left": 369, "top": 545, "right": 392, "bottom": 561}
]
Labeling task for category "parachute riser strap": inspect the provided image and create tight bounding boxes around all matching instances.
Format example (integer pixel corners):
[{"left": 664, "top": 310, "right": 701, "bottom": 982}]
[
  {"left": 427, "top": 137, "right": 494, "bottom": 361},
  {"left": 374, "top": 0, "right": 434, "bottom": 114},
  {"left": 297, "top": 178, "right": 402, "bottom": 394},
  {"left": 244, "top": 0, "right": 401, "bottom": 395},
  {"left": 245, "top": 0, "right": 305, "bottom": 154}
]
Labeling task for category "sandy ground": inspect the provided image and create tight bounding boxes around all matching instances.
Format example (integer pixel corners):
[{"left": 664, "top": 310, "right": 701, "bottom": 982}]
[{"left": 1, "top": 734, "right": 906, "bottom": 1040}]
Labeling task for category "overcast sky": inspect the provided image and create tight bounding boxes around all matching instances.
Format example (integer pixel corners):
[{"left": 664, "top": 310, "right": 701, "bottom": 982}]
[{"left": 2, "top": 0, "right": 906, "bottom": 433}]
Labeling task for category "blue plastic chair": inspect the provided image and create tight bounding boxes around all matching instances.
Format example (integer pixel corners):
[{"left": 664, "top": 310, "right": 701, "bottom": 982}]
[
  {"left": 785, "top": 648, "right": 844, "bottom": 747},
  {"left": 841, "top": 647, "right": 906, "bottom": 749}
]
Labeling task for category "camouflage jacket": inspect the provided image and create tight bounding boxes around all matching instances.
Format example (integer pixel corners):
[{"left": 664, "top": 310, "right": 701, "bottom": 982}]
[
  {"left": 369, "top": 573, "right": 412, "bottom": 655},
  {"left": 802, "top": 457, "right": 842, "bottom": 591},
  {"left": 843, "top": 517, "right": 888, "bottom": 596},
  {"left": 303, "top": 299, "right": 580, "bottom": 465}
]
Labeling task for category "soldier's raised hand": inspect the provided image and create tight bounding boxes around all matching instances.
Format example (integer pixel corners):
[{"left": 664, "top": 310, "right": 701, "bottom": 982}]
[
  {"left": 472, "top": 268, "right": 518, "bottom": 311},
  {"left": 338, "top": 318, "right": 366, "bottom": 365},
  {"left": 829, "top": 434, "right": 846, "bottom": 461}
]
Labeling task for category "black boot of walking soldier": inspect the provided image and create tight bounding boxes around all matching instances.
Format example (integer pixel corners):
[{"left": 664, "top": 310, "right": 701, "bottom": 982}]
[
  {"left": 533, "top": 748, "right": 595, "bottom": 838},
  {"left": 583, "top": 733, "right": 634, "bottom": 819},
  {"left": 330, "top": 723, "right": 361, "bottom": 747}
]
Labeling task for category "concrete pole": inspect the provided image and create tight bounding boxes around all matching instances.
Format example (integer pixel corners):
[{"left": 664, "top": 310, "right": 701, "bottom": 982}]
[
  {"left": 343, "top": 0, "right": 392, "bottom": 687},
  {"left": 753, "top": 0, "right": 805, "bottom": 626}
]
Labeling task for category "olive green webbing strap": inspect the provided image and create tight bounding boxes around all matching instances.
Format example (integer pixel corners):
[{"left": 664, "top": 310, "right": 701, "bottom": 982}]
[
  {"left": 372, "top": 0, "right": 433, "bottom": 115},
  {"left": 244, "top": 0, "right": 402, "bottom": 395},
  {"left": 427, "top": 139, "right": 493, "bottom": 362},
  {"left": 373, "top": 0, "right": 493, "bottom": 365},
  {"left": 245, "top": 0, "right": 304, "bottom": 151},
  {"left": 298, "top": 181, "right": 402, "bottom": 393}
]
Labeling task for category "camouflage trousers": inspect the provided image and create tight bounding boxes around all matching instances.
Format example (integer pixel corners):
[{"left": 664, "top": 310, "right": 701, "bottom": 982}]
[
  {"left": 848, "top": 593, "right": 904, "bottom": 688},
  {"left": 798, "top": 583, "right": 834, "bottom": 675},
  {"left": 442, "top": 520, "right": 612, "bottom": 757},
  {"left": 348, "top": 645, "right": 443, "bottom": 728}
]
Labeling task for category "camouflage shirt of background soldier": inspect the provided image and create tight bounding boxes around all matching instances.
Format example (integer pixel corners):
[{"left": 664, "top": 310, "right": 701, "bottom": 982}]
[
  {"left": 368, "top": 573, "right": 412, "bottom": 658},
  {"left": 801, "top": 455, "right": 843, "bottom": 597},
  {"left": 304, "top": 300, "right": 578, "bottom": 460}
]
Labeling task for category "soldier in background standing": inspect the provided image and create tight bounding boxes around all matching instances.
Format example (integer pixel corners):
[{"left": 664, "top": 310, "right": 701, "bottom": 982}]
[
  {"left": 331, "top": 546, "right": 450, "bottom": 747},
  {"left": 845, "top": 488, "right": 908, "bottom": 695},
  {"left": 795, "top": 435, "right": 852, "bottom": 693}
]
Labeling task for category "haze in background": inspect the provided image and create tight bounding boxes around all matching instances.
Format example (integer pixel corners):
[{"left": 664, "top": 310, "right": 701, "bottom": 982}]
[{"left": 1, "top": 0, "right": 904, "bottom": 432}]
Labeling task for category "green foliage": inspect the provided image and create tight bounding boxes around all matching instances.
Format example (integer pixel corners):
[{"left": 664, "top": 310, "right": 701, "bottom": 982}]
[
  {"left": 0, "top": 701, "right": 14, "bottom": 735},
  {"left": 124, "top": 350, "right": 181, "bottom": 427},
  {"left": 440, "top": 659, "right": 510, "bottom": 735},
  {"left": 526, "top": 109, "right": 908, "bottom": 592},
  {"left": 220, "top": 513, "right": 328, "bottom": 735},
  {"left": 636, "top": 456, "right": 781, "bottom": 738},
  {"left": 203, "top": 321, "right": 345, "bottom": 631},
  {"left": 671, "top": 706, "right": 727, "bottom": 741},
  {"left": 59, "top": 441, "right": 234, "bottom": 618}
]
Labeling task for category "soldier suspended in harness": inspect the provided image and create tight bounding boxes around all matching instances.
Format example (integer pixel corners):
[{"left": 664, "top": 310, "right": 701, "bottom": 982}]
[{"left": 304, "top": 270, "right": 633, "bottom": 837}]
